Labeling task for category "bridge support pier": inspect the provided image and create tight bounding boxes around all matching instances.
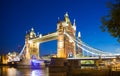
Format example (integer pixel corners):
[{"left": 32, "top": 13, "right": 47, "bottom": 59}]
[
  {"left": 95, "top": 60, "right": 99, "bottom": 68},
  {"left": 94, "top": 58, "right": 102, "bottom": 68},
  {"left": 49, "top": 58, "right": 67, "bottom": 76},
  {"left": 68, "top": 59, "right": 81, "bottom": 67},
  {"left": 49, "top": 58, "right": 81, "bottom": 76}
]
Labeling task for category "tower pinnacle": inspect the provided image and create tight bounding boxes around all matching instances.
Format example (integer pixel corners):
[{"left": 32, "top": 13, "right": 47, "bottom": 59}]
[
  {"left": 64, "top": 12, "right": 70, "bottom": 23},
  {"left": 74, "top": 19, "right": 76, "bottom": 24},
  {"left": 30, "top": 27, "right": 36, "bottom": 38},
  {"left": 31, "top": 28, "right": 34, "bottom": 31},
  {"left": 65, "top": 12, "right": 69, "bottom": 17},
  {"left": 78, "top": 31, "right": 81, "bottom": 38},
  {"left": 73, "top": 19, "right": 76, "bottom": 30}
]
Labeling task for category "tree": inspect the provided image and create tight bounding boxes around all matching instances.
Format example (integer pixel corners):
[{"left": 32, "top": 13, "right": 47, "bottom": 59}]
[{"left": 100, "top": 0, "right": 120, "bottom": 42}]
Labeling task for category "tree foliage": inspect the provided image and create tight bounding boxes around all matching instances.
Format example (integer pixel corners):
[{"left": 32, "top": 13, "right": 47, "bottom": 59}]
[{"left": 100, "top": 0, "right": 120, "bottom": 42}]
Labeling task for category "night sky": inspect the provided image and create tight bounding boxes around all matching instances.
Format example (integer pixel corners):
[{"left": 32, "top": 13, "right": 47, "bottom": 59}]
[{"left": 0, "top": 0, "right": 120, "bottom": 56}]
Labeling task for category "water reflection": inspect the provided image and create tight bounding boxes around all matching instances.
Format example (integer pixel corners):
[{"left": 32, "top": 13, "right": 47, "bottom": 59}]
[
  {"left": 31, "top": 70, "right": 43, "bottom": 76},
  {"left": 31, "top": 68, "right": 49, "bottom": 76},
  {"left": 7, "top": 67, "right": 17, "bottom": 76},
  {"left": 0, "top": 66, "right": 49, "bottom": 76}
]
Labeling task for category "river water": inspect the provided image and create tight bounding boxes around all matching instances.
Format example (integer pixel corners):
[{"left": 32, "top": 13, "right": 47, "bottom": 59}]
[{"left": 0, "top": 66, "right": 49, "bottom": 76}]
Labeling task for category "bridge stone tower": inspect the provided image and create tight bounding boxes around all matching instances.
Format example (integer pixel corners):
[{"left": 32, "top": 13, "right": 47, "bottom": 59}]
[
  {"left": 57, "top": 13, "right": 76, "bottom": 58},
  {"left": 24, "top": 13, "right": 77, "bottom": 61},
  {"left": 25, "top": 28, "right": 40, "bottom": 61}
]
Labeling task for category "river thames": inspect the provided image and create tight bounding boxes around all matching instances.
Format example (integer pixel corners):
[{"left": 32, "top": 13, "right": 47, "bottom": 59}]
[{"left": 0, "top": 66, "right": 49, "bottom": 76}]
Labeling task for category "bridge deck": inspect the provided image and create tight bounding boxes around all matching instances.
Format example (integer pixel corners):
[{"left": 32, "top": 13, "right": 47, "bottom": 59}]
[{"left": 68, "top": 56, "right": 116, "bottom": 60}]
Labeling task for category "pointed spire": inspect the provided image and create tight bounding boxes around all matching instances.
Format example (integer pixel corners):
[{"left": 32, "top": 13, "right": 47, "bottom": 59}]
[
  {"left": 30, "top": 27, "right": 36, "bottom": 38},
  {"left": 73, "top": 19, "right": 76, "bottom": 30},
  {"left": 37, "top": 32, "right": 39, "bottom": 36},
  {"left": 31, "top": 27, "right": 34, "bottom": 31},
  {"left": 64, "top": 12, "right": 70, "bottom": 23},
  {"left": 73, "top": 19, "right": 76, "bottom": 25},
  {"left": 64, "top": 12, "right": 69, "bottom": 17},
  {"left": 78, "top": 31, "right": 81, "bottom": 38},
  {"left": 57, "top": 17, "right": 60, "bottom": 23},
  {"left": 58, "top": 17, "right": 60, "bottom": 20},
  {"left": 39, "top": 34, "right": 42, "bottom": 38}
]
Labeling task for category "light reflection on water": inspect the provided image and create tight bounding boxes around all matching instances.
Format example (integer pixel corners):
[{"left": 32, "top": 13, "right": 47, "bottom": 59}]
[
  {"left": 7, "top": 67, "right": 17, "bottom": 76},
  {"left": 0, "top": 66, "right": 49, "bottom": 76}
]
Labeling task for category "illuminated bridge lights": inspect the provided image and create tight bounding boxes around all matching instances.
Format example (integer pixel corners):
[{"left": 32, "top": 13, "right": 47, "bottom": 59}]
[
  {"left": 64, "top": 31, "right": 120, "bottom": 57},
  {"left": 8, "top": 13, "right": 120, "bottom": 65},
  {"left": 30, "top": 59, "right": 45, "bottom": 68}
]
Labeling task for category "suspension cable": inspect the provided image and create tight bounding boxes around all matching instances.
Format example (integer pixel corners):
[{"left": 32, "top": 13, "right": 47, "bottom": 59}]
[{"left": 64, "top": 31, "right": 115, "bottom": 56}]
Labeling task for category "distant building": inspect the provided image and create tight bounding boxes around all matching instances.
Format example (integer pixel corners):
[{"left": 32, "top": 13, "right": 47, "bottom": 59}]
[
  {"left": 0, "top": 56, "right": 1, "bottom": 64},
  {"left": 0, "top": 54, "right": 8, "bottom": 64},
  {"left": 7, "top": 52, "right": 19, "bottom": 63}
]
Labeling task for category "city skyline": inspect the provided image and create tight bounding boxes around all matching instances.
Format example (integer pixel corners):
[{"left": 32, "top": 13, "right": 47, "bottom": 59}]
[{"left": 0, "top": 0, "right": 120, "bottom": 56}]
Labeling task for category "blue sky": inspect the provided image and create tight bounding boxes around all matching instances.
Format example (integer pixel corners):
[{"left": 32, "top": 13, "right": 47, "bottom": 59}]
[{"left": 0, "top": 0, "right": 120, "bottom": 56}]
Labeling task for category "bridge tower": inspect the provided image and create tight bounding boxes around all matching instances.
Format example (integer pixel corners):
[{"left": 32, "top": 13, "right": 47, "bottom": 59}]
[
  {"left": 25, "top": 28, "right": 39, "bottom": 61},
  {"left": 57, "top": 13, "right": 76, "bottom": 58}
]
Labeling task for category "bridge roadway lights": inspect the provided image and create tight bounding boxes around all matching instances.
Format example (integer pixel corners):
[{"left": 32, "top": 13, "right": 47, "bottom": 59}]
[{"left": 49, "top": 58, "right": 81, "bottom": 76}]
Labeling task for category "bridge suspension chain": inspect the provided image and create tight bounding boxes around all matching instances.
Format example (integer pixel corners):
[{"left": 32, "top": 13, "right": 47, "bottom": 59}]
[
  {"left": 64, "top": 31, "right": 115, "bottom": 56},
  {"left": 18, "top": 44, "right": 26, "bottom": 58},
  {"left": 8, "top": 44, "right": 26, "bottom": 62},
  {"left": 77, "top": 39, "right": 112, "bottom": 55},
  {"left": 64, "top": 31, "right": 101, "bottom": 56}
]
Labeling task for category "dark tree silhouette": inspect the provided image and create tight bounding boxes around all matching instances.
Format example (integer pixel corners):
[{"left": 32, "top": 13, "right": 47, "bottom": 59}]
[{"left": 100, "top": 0, "right": 120, "bottom": 42}]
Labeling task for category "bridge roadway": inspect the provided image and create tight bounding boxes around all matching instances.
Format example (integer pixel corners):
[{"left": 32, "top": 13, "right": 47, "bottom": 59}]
[
  {"left": 8, "top": 56, "right": 119, "bottom": 63},
  {"left": 67, "top": 56, "right": 118, "bottom": 60},
  {"left": 24, "top": 56, "right": 119, "bottom": 62},
  {"left": 28, "top": 56, "right": 118, "bottom": 62}
]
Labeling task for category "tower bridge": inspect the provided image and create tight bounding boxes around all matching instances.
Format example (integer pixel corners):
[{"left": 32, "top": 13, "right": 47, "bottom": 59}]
[
  {"left": 24, "top": 12, "right": 76, "bottom": 61},
  {"left": 7, "top": 13, "right": 120, "bottom": 65}
]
